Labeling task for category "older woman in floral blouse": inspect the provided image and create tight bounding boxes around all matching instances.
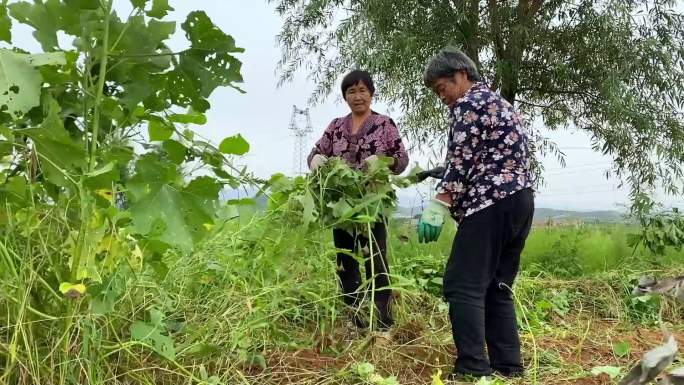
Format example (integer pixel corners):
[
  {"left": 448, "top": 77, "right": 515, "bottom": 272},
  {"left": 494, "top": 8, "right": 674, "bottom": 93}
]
[
  {"left": 420, "top": 48, "right": 535, "bottom": 381},
  {"left": 307, "top": 70, "right": 408, "bottom": 331}
]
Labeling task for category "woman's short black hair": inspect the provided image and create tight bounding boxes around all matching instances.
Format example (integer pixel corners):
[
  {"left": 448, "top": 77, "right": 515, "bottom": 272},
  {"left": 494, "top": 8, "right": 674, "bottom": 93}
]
[{"left": 341, "top": 70, "right": 375, "bottom": 96}]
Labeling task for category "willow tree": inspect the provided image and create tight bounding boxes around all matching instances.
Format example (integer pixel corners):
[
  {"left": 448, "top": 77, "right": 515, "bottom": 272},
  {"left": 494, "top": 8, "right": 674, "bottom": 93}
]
[{"left": 270, "top": 0, "right": 684, "bottom": 214}]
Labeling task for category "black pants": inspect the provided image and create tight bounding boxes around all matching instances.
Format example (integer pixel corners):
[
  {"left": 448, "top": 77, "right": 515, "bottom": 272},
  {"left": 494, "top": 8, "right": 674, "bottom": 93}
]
[
  {"left": 443, "top": 189, "right": 534, "bottom": 377},
  {"left": 333, "top": 221, "right": 393, "bottom": 328}
]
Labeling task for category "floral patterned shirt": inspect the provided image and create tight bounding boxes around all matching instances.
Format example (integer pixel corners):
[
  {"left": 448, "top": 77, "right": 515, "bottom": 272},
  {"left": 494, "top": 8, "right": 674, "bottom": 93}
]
[
  {"left": 307, "top": 111, "right": 409, "bottom": 174},
  {"left": 438, "top": 82, "right": 534, "bottom": 223}
]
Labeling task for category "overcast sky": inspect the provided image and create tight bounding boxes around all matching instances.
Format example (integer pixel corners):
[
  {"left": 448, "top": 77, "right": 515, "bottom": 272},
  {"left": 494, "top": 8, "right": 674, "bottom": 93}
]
[{"left": 9, "top": 0, "right": 684, "bottom": 211}]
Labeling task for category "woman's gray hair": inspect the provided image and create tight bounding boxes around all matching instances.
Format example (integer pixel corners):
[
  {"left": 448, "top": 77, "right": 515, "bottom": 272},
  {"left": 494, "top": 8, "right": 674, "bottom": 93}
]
[{"left": 424, "top": 47, "right": 481, "bottom": 87}]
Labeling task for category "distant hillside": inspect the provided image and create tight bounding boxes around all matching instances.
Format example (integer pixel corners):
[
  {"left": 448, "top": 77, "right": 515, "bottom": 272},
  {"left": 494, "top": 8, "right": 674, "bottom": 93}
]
[
  {"left": 395, "top": 206, "right": 627, "bottom": 223},
  {"left": 533, "top": 208, "right": 626, "bottom": 223},
  {"left": 222, "top": 188, "right": 628, "bottom": 224}
]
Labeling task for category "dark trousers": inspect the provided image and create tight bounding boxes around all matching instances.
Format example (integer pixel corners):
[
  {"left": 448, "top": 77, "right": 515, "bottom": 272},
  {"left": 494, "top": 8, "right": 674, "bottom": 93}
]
[
  {"left": 443, "top": 189, "right": 534, "bottom": 376},
  {"left": 333, "top": 221, "right": 393, "bottom": 328}
]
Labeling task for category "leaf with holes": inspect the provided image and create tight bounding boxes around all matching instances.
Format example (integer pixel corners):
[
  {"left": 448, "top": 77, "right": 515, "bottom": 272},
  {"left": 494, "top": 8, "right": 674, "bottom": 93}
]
[
  {"left": 0, "top": 49, "right": 65, "bottom": 119},
  {"left": 8, "top": 1, "right": 78, "bottom": 50},
  {"left": 161, "top": 11, "right": 244, "bottom": 112}
]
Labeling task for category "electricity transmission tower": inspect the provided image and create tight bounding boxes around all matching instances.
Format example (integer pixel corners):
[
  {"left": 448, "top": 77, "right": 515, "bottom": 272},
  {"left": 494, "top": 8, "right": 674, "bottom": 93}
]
[{"left": 289, "top": 105, "right": 313, "bottom": 175}]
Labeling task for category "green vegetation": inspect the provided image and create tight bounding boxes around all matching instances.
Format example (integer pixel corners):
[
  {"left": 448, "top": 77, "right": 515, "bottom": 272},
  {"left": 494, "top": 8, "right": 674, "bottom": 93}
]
[{"left": 6, "top": 203, "right": 682, "bottom": 384}]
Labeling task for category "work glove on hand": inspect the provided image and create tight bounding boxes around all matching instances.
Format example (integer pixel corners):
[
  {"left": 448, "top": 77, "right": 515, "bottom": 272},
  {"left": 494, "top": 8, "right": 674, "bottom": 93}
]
[
  {"left": 310, "top": 154, "right": 328, "bottom": 171},
  {"left": 417, "top": 199, "right": 450, "bottom": 243},
  {"left": 361, "top": 155, "right": 380, "bottom": 171},
  {"left": 412, "top": 166, "right": 446, "bottom": 183}
]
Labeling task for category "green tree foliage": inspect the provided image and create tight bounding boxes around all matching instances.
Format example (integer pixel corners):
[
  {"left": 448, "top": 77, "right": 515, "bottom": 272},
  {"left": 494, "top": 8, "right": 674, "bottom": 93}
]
[{"left": 270, "top": 0, "right": 684, "bottom": 212}]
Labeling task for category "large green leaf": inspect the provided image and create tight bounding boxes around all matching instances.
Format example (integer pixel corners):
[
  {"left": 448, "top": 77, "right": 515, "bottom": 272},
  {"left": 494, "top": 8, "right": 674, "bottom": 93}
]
[
  {"left": 328, "top": 198, "right": 353, "bottom": 219},
  {"left": 148, "top": 119, "right": 173, "bottom": 141},
  {"left": 162, "top": 11, "right": 244, "bottom": 112},
  {"left": 24, "top": 98, "right": 86, "bottom": 186},
  {"left": 128, "top": 156, "right": 219, "bottom": 252},
  {"left": 162, "top": 139, "right": 187, "bottom": 164},
  {"left": 296, "top": 190, "right": 317, "bottom": 225},
  {"left": 0, "top": 49, "right": 43, "bottom": 117},
  {"left": 0, "top": 49, "right": 64, "bottom": 119},
  {"left": 613, "top": 341, "right": 631, "bottom": 357},
  {"left": 120, "top": 70, "right": 156, "bottom": 109},
  {"left": 219, "top": 134, "right": 249, "bottom": 155},
  {"left": 107, "top": 16, "right": 175, "bottom": 109},
  {"left": 8, "top": 0, "right": 79, "bottom": 51},
  {"left": 110, "top": 16, "right": 175, "bottom": 60},
  {"left": 130, "top": 185, "right": 213, "bottom": 251},
  {"left": 184, "top": 176, "right": 222, "bottom": 212},
  {"left": 126, "top": 154, "right": 178, "bottom": 200}
]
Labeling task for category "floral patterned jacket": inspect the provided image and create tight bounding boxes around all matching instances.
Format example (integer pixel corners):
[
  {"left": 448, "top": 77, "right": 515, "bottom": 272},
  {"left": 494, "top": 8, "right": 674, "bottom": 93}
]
[
  {"left": 307, "top": 112, "right": 409, "bottom": 174},
  {"left": 438, "top": 82, "right": 534, "bottom": 222}
]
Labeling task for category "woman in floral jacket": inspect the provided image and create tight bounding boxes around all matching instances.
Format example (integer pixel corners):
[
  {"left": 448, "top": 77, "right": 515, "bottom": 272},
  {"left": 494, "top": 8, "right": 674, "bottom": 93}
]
[
  {"left": 419, "top": 48, "right": 535, "bottom": 380},
  {"left": 307, "top": 70, "right": 408, "bottom": 331}
]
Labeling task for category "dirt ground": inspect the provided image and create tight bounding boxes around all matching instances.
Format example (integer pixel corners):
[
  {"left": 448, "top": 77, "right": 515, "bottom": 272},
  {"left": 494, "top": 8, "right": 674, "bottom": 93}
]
[{"left": 244, "top": 318, "right": 684, "bottom": 385}]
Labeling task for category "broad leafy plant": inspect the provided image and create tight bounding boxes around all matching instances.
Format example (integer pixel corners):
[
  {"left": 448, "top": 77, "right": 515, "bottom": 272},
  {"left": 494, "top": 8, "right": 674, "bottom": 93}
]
[{"left": 0, "top": 0, "right": 253, "bottom": 382}]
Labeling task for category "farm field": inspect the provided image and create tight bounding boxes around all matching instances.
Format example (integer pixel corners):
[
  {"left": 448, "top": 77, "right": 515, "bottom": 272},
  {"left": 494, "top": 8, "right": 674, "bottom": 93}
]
[{"left": 3, "top": 208, "right": 682, "bottom": 384}]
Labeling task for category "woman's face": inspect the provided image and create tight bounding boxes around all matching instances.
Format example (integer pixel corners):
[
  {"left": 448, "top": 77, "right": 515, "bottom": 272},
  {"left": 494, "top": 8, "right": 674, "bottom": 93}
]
[
  {"left": 432, "top": 71, "right": 470, "bottom": 107},
  {"left": 345, "top": 81, "right": 373, "bottom": 115}
]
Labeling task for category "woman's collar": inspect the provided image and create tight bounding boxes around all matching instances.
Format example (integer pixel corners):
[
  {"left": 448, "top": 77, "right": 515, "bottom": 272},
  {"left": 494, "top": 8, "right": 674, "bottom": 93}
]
[{"left": 450, "top": 82, "right": 484, "bottom": 113}]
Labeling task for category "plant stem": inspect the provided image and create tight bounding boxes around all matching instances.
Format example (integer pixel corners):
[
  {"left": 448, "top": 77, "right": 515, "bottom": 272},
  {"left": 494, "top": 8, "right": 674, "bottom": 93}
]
[
  {"left": 88, "top": 0, "right": 113, "bottom": 172},
  {"left": 367, "top": 220, "right": 375, "bottom": 329}
]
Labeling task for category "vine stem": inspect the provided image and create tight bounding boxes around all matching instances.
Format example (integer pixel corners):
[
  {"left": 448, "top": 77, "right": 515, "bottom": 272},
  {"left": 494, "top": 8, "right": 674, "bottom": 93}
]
[
  {"left": 64, "top": 3, "right": 113, "bottom": 382},
  {"left": 72, "top": 0, "right": 113, "bottom": 280}
]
